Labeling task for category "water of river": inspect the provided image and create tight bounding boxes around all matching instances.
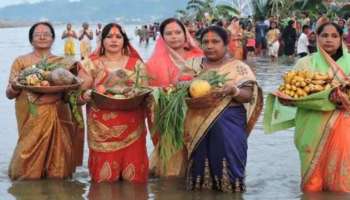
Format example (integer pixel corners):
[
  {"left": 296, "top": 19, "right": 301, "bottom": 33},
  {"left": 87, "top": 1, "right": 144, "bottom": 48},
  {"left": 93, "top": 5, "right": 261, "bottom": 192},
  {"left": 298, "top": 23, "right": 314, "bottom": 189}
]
[{"left": 0, "top": 24, "right": 349, "bottom": 200}]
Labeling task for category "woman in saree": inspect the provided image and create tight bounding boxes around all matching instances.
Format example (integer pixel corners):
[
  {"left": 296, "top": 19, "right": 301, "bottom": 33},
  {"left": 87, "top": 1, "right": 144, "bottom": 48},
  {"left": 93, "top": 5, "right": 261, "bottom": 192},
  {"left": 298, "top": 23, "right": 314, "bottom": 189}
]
[
  {"left": 266, "top": 21, "right": 280, "bottom": 63},
  {"left": 265, "top": 21, "right": 350, "bottom": 192},
  {"left": 184, "top": 26, "right": 263, "bottom": 192},
  {"left": 227, "top": 18, "right": 244, "bottom": 60},
  {"left": 78, "top": 23, "right": 148, "bottom": 183},
  {"left": 6, "top": 22, "right": 81, "bottom": 180},
  {"left": 146, "top": 18, "right": 203, "bottom": 177},
  {"left": 62, "top": 23, "right": 77, "bottom": 56}
]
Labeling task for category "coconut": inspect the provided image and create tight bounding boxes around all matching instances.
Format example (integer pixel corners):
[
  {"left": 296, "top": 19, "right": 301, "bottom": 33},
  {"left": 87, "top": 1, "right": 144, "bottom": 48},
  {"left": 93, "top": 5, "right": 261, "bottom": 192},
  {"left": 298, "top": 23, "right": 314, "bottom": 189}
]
[{"left": 49, "top": 68, "right": 76, "bottom": 85}]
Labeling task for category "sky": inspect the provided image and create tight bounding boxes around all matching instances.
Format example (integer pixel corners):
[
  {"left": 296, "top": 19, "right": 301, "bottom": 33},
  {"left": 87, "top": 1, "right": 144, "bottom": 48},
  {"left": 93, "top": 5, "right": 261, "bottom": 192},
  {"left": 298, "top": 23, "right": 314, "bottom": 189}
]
[{"left": 0, "top": 0, "right": 42, "bottom": 8}]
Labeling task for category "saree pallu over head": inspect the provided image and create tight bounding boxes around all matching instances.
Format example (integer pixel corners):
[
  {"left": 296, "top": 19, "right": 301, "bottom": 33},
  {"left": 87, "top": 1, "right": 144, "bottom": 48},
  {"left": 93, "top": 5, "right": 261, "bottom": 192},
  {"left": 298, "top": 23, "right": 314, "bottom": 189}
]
[
  {"left": 146, "top": 31, "right": 203, "bottom": 176},
  {"left": 146, "top": 31, "right": 203, "bottom": 87},
  {"left": 184, "top": 58, "right": 263, "bottom": 158},
  {"left": 264, "top": 45, "right": 350, "bottom": 192}
]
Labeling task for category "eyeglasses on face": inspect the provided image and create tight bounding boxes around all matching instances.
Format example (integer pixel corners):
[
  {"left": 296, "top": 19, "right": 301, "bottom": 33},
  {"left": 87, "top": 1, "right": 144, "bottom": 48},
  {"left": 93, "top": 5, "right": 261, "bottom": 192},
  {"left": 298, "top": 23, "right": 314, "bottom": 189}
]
[{"left": 33, "top": 32, "right": 53, "bottom": 38}]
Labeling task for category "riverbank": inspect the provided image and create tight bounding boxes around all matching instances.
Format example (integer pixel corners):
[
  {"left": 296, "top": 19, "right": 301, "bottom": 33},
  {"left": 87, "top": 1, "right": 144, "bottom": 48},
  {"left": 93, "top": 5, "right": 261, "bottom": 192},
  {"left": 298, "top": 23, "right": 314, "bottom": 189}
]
[{"left": 0, "top": 19, "right": 34, "bottom": 28}]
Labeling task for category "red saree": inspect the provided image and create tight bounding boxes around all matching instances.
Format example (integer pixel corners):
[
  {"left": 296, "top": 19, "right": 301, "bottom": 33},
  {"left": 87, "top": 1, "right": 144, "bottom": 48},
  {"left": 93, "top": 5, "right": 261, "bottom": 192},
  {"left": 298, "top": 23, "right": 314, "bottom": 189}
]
[{"left": 79, "top": 49, "right": 148, "bottom": 183}]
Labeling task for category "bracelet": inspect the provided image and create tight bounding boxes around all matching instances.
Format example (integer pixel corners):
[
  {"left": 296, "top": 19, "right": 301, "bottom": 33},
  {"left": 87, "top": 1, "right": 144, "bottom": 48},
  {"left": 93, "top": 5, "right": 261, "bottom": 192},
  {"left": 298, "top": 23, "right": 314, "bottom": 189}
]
[
  {"left": 79, "top": 90, "right": 88, "bottom": 102},
  {"left": 9, "top": 84, "right": 21, "bottom": 95},
  {"left": 232, "top": 87, "right": 240, "bottom": 97}
]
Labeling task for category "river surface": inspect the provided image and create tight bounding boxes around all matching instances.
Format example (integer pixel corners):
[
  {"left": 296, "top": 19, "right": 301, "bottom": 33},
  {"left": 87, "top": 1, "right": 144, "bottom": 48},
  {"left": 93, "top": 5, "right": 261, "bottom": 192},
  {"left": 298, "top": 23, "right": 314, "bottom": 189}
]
[{"left": 0, "top": 24, "right": 349, "bottom": 200}]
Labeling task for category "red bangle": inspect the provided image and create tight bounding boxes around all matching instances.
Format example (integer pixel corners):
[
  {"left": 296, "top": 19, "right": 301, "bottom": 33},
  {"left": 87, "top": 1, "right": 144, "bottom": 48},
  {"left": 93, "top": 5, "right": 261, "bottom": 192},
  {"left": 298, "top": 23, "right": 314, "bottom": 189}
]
[{"left": 79, "top": 91, "right": 87, "bottom": 102}]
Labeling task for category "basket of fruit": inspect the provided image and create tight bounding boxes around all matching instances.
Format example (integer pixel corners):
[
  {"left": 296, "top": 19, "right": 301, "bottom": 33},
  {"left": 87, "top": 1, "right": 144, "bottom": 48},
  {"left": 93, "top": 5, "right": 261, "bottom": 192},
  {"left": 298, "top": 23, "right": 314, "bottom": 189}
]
[
  {"left": 91, "top": 86, "right": 151, "bottom": 110},
  {"left": 15, "top": 58, "right": 82, "bottom": 93},
  {"left": 274, "top": 70, "right": 336, "bottom": 100},
  {"left": 91, "top": 63, "right": 152, "bottom": 110},
  {"left": 185, "top": 71, "right": 230, "bottom": 109}
]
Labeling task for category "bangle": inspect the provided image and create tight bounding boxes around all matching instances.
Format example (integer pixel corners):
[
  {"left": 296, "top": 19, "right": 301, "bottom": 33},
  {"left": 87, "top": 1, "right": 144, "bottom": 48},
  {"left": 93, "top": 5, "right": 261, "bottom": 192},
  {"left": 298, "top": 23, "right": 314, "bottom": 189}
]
[
  {"left": 9, "top": 84, "right": 20, "bottom": 94},
  {"left": 79, "top": 90, "right": 87, "bottom": 102},
  {"left": 232, "top": 87, "right": 240, "bottom": 97}
]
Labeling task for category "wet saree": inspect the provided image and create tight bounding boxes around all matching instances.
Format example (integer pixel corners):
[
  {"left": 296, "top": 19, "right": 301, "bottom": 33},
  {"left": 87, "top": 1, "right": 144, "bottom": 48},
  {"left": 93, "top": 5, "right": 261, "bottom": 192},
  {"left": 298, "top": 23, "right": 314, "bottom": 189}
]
[
  {"left": 7, "top": 55, "right": 81, "bottom": 180},
  {"left": 264, "top": 47, "right": 350, "bottom": 192},
  {"left": 146, "top": 35, "right": 203, "bottom": 177},
  {"left": 64, "top": 37, "right": 76, "bottom": 56},
  {"left": 79, "top": 55, "right": 148, "bottom": 183},
  {"left": 184, "top": 58, "right": 263, "bottom": 192}
]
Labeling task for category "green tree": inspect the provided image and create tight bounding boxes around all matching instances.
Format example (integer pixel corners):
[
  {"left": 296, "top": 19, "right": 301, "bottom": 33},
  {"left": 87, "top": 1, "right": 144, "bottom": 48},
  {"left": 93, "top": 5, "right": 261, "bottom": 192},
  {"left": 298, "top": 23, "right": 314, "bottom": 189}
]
[{"left": 185, "top": 0, "right": 240, "bottom": 21}]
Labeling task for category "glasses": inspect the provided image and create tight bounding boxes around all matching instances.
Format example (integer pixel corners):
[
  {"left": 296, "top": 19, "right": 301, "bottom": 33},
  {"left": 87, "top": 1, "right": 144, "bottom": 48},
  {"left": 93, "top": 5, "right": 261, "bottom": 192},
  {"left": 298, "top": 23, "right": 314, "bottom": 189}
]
[{"left": 33, "top": 32, "right": 53, "bottom": 38}]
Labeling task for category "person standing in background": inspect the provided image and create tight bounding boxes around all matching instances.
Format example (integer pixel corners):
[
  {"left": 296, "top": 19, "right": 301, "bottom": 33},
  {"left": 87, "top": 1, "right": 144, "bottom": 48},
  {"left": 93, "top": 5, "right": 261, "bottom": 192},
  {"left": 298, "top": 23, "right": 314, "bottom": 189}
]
[
  {"left": 266, "top": 21, "right": 280, "bottom": 62},
  {"left": 282, "top": 20, "right": 297, "bottom": 61},
  {"left": 79, "top": 22, "right": 93, "bottom": 60},
  {"left": 95, "top": 23, "right": 102, "bottom": 46},
  {"left": 297, "top": 25, "right": 311, "bottom": 58},
  {"left": 255, "top": 17, "right": 268, "bottom": 56},
  {"left": 62, "top": 23, "right": 77, "bottom": 56}
]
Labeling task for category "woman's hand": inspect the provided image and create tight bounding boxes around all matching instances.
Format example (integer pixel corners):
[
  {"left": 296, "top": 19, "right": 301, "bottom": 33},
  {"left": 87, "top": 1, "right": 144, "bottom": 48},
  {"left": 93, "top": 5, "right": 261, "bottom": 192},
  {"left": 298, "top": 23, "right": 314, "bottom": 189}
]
[
  {"left": 10, "top": 81, "right": 22, "bottom": 91},
  {"left": 81, "top": 89, "right": 92, "bottom": 102},
  {"left": 329, "top": 88, "right": 350, "bottom": 110},
  {"left": 6, "top": 82, "right": 22, "bottom": 99}
]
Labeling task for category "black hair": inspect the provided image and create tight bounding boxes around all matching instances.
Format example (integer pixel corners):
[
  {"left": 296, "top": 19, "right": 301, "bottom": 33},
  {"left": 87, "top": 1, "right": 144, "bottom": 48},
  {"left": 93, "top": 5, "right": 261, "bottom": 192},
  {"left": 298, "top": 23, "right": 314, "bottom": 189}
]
[
  {"left": 159, "top": 18, "right": 187, "bottom": 40},
  {"left": 269, "top": 21, "right": 277, "bottom": 30},
  {"left": 216, "top": 20, "right": 224, "bottom": 27},
  {"left": 29, "top": 22, "right": 55, "bottom": 44},
  {"left": 288, "top": 20, "right": 295, "bottom": 27},
  {"left": 99, "top": 23, "right": 130, "bottom": 56},
  {"left": 200, "top": 25, "right": 229, "bottom": 46},
  {"left": 316, "top": 22, "right": 343, "bottom": 36},
  {"left": 302, "top": 25, "right": 310, "bottom": 32}
]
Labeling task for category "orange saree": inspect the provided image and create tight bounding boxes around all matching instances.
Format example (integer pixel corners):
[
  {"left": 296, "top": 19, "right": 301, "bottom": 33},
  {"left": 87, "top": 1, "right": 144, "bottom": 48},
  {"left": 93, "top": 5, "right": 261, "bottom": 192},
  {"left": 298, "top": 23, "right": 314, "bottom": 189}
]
[
  {"left": 7, "top": 55, "right": 81, "bottom": 180},
  {"left": 300, "top": 47, "right": 350, "bottom": 192}
]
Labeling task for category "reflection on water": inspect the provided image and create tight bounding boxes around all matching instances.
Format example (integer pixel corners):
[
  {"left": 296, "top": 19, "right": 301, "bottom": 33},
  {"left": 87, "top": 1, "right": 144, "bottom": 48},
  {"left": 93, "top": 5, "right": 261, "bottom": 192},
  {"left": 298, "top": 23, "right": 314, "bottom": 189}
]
[
  {"left": 88, "top": 182, "right": 148, "bottom": 200},
  {"left": 0, "top": 25, "right": 350, "bottom": 200},
  {"left": 8, "top": 180, "right": 86, "bottom": 200}
]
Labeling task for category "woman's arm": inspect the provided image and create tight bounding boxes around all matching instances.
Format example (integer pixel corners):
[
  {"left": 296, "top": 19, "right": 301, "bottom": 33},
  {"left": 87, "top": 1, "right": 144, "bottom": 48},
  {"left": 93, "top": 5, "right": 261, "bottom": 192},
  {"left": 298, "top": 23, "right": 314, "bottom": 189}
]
[
  {"left": 233, "top": 85, "right": 253, "bottom": 103},
  {"left": 61, "top": 31, "right": 67, "bottom": 40},
  {"left": 6, "top": 83, "right": 21, "bottom": 99},
  {"left": 6, "top": 58, "right": 22, "bottom": 99}
]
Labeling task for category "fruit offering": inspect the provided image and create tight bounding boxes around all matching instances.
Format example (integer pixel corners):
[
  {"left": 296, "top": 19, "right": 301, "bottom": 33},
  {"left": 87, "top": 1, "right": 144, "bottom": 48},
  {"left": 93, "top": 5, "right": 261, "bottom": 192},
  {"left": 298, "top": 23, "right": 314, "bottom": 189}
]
[
  {"left": 96, "top": 85, "right": 149, "bottom": 99},
  {"left": 278, "top": 70, "right": 333, "bottom": 99},
  {"left": 18, "top": 58, "right": 77, "bottom": 87},
  {"left": 188, "top": 70, "right": 230, "bottom": 98}
]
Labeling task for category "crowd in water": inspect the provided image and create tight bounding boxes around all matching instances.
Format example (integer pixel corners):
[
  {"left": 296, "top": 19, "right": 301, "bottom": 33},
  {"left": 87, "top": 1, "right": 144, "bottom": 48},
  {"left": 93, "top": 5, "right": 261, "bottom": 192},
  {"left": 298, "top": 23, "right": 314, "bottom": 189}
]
[
  {"left": 4, "top": 11, "right": 350, "bottom": 195},
  {"left": 60, "top": 13, "right": 350, "bottom": 63}
]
